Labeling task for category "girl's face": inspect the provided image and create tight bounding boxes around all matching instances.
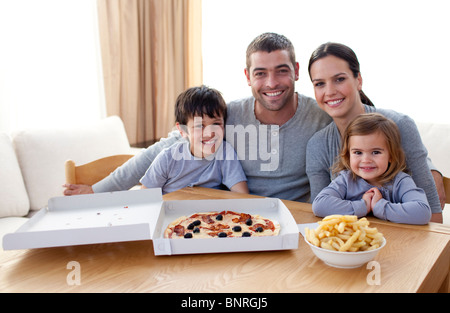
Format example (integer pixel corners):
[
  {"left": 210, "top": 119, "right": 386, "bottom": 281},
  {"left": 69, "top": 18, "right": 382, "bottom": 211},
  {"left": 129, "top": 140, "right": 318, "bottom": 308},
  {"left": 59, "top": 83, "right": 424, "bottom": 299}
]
[
  {"left": 177, "top": 114, "right": 225, "bottom": 158},
  {"left": 309, "top": 55, "right": 363, "bottom": 120},
  {"left": 348, "top": 131, "right": 391, "bottom": 186}
]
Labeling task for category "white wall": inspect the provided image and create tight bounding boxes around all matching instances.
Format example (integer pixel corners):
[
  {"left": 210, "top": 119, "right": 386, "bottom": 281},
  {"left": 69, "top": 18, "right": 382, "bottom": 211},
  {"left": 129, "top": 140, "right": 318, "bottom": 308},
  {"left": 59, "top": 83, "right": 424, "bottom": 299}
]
[
  {"left": 1, "top": 0, "right": 448, "bottom": 133},
  {"left": 202, "top": 0, "right": 450, "bottom": 125},
  {"left": 0, "top": 0, "right": 105, "bottom": 133}
]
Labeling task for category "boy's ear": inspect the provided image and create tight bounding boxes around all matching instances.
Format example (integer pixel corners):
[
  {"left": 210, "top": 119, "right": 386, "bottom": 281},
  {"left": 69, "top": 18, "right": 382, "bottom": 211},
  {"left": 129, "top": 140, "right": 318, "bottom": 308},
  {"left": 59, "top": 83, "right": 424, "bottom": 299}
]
[{"left": 176, "top": 122, "right": 189, "bottom": 137}]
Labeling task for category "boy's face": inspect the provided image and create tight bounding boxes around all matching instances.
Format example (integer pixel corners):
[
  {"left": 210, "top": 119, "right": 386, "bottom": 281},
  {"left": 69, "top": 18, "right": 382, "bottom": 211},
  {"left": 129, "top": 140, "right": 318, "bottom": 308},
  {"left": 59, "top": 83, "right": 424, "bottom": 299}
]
[{"left": 177, "top": 114, "right": 225, "bottom": 158}]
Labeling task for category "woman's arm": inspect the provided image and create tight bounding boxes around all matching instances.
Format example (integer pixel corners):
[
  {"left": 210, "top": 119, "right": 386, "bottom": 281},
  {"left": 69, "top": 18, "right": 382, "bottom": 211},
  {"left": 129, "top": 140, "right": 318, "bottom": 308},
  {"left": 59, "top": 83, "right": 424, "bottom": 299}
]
[{"left": 306, "top": 134, "right": 333, "bottom": 202}]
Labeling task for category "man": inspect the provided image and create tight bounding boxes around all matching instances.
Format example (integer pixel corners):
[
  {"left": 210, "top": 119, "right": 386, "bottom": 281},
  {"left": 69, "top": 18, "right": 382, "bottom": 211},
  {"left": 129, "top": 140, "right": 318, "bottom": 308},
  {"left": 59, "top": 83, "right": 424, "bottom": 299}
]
[{"left": 64, "top": 32, "right": 332, "bottom": 202}]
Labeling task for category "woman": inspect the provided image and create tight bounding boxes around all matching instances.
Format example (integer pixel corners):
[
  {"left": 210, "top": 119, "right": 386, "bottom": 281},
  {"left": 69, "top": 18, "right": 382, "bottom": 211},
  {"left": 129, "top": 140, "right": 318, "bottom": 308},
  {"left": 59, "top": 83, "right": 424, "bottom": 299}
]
[{"left": 306, "top": 42, "right": 443, "bottom": 223}]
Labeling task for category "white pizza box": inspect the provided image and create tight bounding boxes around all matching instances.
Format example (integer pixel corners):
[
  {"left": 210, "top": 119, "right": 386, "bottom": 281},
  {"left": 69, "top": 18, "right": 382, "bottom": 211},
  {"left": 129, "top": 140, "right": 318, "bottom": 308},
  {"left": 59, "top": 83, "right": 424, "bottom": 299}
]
[
  {"left": 152, "top": 195, "right": 299, "bottom": 255},
  {"left": 2, "top": 189, "right": 162, "bottom": 250},
  {"left": 2, "top": 189, "right": 299, "bottom": 255}
]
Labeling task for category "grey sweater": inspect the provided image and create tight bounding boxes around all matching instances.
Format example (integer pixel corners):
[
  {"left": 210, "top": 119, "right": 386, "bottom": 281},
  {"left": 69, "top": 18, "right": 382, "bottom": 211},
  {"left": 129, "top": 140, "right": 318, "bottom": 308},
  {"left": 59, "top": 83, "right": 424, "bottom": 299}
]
[
  {"left": 306, "top": 105, "right": 441, "bottom": 213},
  {"left": 226, "top": 94, "right": 331, "bottom": 201},
  {"left": 94, "top": 93, "right": 332, "bottom": 202}
]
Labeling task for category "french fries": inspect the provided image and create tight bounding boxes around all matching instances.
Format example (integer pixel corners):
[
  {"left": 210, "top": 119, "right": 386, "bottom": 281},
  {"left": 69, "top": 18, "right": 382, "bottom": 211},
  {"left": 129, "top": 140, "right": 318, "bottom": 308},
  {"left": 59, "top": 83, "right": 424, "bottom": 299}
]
[{"left": 305, "top": 215, "right": 384, "bottom": 252}]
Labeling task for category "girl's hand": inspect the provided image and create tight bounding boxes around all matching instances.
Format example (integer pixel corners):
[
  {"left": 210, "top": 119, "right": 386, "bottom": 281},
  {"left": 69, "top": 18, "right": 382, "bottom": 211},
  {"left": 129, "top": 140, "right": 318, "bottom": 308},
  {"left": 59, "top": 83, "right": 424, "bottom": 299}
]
[
  {"left": 363, "top": 190, "right": 374, "bottom": 213},
  {"left": 368, "top": 187, "right": 383, "bottom": 209}
]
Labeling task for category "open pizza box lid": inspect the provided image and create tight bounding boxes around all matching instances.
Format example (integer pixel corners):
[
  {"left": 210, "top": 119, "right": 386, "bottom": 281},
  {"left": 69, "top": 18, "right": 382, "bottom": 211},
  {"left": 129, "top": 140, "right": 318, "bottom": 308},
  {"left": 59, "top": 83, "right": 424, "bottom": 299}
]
[{"left": 2, "top": 189, "right": 299, "bottom": 255}]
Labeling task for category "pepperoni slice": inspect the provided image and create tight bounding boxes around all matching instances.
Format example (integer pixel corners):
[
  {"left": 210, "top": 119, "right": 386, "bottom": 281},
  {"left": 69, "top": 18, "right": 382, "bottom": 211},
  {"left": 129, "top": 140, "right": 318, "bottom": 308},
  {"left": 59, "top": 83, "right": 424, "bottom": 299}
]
[
  {"left": 265, "top": 220, "right": 275, "bottom": 232},
  {"left": 202, "top": 223, "right": 230, "bottom": 231},
  {"left": 232, "top": 212, "right": 252, "bottom": 223},
  {"left": 202, "top": 215, "right": 215, "bottom": 224},
  {"left": 173, "top": 224, "right": 185, "bottom": 236},
  {"left": 250, "top": 223, "right": 265, "bottom": 232}
]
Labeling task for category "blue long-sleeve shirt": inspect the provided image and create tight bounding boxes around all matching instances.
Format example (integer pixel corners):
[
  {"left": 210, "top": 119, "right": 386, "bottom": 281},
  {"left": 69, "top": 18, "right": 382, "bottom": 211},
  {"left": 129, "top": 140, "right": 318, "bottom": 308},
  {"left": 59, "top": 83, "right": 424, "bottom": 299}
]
[{"left": 312, "top": 170, "right": 432, "bottom": 225}]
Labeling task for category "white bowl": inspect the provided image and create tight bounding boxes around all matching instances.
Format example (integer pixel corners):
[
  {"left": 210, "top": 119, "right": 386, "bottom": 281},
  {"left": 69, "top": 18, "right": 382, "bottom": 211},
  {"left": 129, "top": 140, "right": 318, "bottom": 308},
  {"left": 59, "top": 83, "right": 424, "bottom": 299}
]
[{"left": 304, "top": 236, "right": 386, "bottom": 269}]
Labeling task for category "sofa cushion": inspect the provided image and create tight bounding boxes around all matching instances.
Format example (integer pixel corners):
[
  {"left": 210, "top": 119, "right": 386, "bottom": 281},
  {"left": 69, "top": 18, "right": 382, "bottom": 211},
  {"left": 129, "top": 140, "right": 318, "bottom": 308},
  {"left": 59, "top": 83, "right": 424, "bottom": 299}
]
[
  {"left": 416, "top": 122, "right": 450, "bottom": 177},
  {"left": 13, "top": 116, "right": 132, "bottom": 211},
  {"left": 0, "top": 133, "right": 30, "bottom": 218}
]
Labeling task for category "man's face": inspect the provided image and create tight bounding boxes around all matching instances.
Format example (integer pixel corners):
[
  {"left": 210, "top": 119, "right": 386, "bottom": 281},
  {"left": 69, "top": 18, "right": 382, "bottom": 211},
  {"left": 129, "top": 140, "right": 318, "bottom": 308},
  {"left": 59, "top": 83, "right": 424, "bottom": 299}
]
[{"left": 245, "top": 49, "right": 299, "bottom": 112}]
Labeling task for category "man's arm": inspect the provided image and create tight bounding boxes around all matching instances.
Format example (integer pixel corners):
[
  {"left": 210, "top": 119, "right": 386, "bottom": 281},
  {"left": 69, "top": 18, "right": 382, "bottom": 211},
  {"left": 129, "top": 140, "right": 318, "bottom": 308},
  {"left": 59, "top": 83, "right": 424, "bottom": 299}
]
[
  {"left": 63, "top": 183, "right": 94, "bottom": 195},
  {"left": 63, "top": 130, "right": 182, "bottom": 195}
]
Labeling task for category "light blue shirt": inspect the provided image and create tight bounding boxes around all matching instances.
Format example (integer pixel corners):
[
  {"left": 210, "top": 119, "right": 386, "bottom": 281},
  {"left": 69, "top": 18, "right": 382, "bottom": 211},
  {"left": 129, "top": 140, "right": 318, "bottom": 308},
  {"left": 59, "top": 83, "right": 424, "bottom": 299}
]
[
  {"left": 312, "top": 170, "right": 432, "bottom": 225},
  {"left": 139, "top": 140, "right": 246, "bottom": 194}
]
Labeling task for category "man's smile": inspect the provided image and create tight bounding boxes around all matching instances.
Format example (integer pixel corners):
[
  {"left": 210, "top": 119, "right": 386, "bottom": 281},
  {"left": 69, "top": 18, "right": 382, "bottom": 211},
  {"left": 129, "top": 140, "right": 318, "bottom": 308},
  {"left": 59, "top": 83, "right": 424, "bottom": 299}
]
[{"left": 264, "top": 90, "right": 284, "bottom": 97}]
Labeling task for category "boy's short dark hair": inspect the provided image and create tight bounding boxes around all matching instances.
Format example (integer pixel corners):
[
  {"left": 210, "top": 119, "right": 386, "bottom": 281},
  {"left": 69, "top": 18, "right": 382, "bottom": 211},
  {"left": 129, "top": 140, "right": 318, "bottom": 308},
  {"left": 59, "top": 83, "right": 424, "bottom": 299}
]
[{"left": 175, "top": 85, "right": 227, "bottom": 125}]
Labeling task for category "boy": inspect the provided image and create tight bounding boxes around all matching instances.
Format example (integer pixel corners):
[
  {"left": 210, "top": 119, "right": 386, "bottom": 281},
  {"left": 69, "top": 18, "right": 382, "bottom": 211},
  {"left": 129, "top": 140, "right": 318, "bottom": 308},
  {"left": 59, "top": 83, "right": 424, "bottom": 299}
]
[{"left": 140, "top": 85, "right": 248, "bottom": 194}]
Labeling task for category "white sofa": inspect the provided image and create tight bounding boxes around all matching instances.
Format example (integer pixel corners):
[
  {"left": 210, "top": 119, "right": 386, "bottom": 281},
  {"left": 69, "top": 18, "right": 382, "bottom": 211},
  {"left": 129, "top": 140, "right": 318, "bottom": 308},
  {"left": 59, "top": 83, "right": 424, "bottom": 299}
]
[
  {"left": 1, "top": 118, "right": 449, "bottom": 249},
  {"left": 416, "top": 122, "right": 450, "bottom": 178},
  {"left": 0, "top": 116, "right": 139, "bottom": 248},
  {"left": 416, "top": 122, "right": 450, "bottom": 224}
]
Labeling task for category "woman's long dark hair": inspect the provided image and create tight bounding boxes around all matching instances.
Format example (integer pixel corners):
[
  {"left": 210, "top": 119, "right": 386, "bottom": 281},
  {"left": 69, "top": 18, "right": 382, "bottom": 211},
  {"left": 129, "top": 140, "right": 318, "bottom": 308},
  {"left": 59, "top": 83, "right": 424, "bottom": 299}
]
[{"left": 308, "top": 42, "right": 374, "bottom": 107}]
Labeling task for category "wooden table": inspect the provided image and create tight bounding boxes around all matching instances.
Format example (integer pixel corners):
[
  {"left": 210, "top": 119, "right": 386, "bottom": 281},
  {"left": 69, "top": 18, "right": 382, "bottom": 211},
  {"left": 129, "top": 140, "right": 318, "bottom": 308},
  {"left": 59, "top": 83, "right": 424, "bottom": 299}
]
[{"left": 1, "top": 187, "right": 449, "bottom": 293}]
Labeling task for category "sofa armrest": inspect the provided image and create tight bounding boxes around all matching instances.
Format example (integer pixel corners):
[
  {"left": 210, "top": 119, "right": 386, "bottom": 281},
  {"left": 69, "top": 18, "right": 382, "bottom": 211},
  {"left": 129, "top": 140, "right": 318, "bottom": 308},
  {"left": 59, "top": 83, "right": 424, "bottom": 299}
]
[{"left": 0, "top": 133, "right": 29, "bottom": 218}]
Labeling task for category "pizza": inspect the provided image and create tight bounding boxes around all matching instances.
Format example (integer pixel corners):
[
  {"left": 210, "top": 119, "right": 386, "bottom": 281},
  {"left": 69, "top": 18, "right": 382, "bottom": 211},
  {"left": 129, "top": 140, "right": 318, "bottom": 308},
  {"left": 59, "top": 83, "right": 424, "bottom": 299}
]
[{"left": 164, "top": 210, "right": 280, "bottom": 239}]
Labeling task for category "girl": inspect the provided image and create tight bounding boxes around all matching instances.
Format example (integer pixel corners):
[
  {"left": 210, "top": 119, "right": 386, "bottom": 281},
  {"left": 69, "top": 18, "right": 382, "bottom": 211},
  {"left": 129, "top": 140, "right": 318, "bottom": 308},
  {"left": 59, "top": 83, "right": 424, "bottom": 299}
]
[
  {"left": 306, "top": 42, "right": 443, "bottom": 222},
  {"left": 312, "top": 113, "right": 431, "bottom": 225}
]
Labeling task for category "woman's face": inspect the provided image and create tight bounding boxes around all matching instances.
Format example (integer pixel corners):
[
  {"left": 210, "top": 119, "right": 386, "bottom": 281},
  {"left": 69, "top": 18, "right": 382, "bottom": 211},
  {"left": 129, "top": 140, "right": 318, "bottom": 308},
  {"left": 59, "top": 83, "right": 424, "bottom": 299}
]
[{"left": 309, "top": 55, "right": 363, "bottom": 120}]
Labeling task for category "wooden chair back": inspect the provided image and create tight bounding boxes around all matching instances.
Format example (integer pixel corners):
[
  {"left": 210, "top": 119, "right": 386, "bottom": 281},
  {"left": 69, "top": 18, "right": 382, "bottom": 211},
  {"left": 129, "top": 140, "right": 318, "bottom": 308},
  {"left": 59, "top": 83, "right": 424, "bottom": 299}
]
[
  {"left": 65, "top": 154, "right": 134, "bottom": 186},
  {"left": 444, "top": 176, "right": 450, "bottom": 204}
]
